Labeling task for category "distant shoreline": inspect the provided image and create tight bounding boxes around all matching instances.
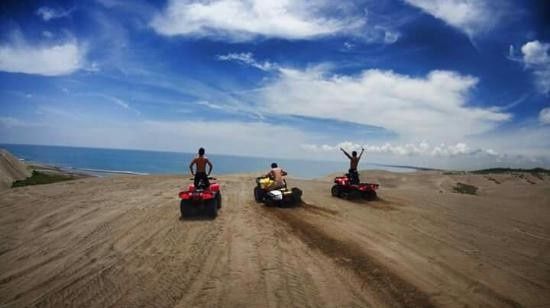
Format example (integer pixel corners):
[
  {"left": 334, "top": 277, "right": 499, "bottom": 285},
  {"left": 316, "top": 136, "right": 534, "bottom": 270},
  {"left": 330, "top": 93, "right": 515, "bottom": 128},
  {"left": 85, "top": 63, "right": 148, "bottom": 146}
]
[
  {"left": 3, "top": 144, "right": 549, "bottom": 179},
  {"left": 26, "top": 158, "right": 550, "bottom": 180}
]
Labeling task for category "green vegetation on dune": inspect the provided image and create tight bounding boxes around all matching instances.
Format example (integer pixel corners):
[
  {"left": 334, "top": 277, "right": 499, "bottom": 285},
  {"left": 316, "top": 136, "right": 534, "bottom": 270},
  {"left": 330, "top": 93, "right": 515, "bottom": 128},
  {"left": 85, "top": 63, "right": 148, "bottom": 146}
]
[
  {"left": 471, "top": 168, "right": 550, "bottom": 175},
  {"left": 453, "top": 183, "right": 478, "bottom": 195},
  {"left": 444, "top": 168, "right": 549, "bottom": 176},
  {"left": 12, "top": 170, "right": 76, "bottom": 188}
]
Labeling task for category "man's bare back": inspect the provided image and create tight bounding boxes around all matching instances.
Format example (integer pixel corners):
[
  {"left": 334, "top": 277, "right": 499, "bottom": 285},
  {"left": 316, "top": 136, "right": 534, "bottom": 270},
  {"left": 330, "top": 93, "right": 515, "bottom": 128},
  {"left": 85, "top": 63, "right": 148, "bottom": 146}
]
[
  {"left": 189, "top": 148, "right": 213, "bottom": 188},
  {"left": 269, "top": 167, "right": 287, "bottom": 186},
  {"left": 191, "top": 156, "right": 209, "bottom": 173},
  {"left": 350, "top": 156, "right": 360, "bottom": 170},
  {"left": 266, "top": 163, "right": 287, "bottom": 189}
]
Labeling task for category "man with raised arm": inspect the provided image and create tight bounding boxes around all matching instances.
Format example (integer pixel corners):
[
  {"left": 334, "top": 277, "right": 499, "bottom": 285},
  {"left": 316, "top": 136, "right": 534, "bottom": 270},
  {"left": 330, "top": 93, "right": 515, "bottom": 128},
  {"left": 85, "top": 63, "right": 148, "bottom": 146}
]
[
  {"left": 189, "top": 147, "right": 213, "bottom": 188},
  {"left": 340, "top": 147, "right": 365, "bottom": 184}
]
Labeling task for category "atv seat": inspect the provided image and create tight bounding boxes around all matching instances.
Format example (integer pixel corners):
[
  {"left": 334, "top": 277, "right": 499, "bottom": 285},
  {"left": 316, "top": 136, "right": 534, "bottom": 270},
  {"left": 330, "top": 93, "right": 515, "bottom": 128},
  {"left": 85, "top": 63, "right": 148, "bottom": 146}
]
[
  {"left": 348, "top": 171, "right": 360, "bottom": 185},
  {"left": 196, "top": 179, "right": 210, "bottom": 190},
  {"left": 267, "top": 179, "right": 288, "bottom": 191}
]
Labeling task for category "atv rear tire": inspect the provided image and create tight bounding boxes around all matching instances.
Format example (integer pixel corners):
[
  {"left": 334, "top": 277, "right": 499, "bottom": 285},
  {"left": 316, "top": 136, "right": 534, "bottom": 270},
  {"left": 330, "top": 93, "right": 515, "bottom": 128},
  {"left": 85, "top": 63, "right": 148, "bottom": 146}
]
[
  {"left": 206, "top": 198, "right": 218, "bottom": 219},
  {"left": 180, "top": 200, "right": 191, "bottom": 218},
  {"left": 291, "top": 187, "right": 302, "bottom": 203},
  {"left": 265, "top": 198, "right": 276, "bottom": 207},
  {"left": 254, "top": 186, "right": 264, "bottom": 203},
  {"left": 331, "top": 185, "right": 341, "bottom": 197}
]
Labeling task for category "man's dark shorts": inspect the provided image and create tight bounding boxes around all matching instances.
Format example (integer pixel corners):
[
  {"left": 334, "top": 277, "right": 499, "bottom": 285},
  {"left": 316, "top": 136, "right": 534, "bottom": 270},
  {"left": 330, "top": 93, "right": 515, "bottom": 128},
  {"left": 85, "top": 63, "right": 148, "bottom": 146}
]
[
  {"left": 348, "top": 168, "right": 360, "bottom": 185},
  {"left": 194, "top": 172, "right": 210, "bottom": 188}
]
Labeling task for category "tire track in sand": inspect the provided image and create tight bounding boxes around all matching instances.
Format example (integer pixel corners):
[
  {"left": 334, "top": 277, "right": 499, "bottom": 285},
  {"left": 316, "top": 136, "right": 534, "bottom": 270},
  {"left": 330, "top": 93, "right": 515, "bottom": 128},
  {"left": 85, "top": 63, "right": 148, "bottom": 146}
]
[{"left": 268, "top": 205, "right": 436, "bottom": 308}]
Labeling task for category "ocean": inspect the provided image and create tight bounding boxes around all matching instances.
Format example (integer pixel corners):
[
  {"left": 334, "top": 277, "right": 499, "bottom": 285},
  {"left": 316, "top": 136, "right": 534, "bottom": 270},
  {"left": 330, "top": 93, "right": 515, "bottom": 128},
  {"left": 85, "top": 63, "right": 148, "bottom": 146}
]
[{"left": 1, "top": 144, "right": 416, "bottom": 179}]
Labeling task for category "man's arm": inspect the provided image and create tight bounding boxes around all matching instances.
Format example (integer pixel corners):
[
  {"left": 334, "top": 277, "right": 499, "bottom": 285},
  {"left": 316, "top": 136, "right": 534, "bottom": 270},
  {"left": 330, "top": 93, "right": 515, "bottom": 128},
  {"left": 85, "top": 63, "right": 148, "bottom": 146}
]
[
  {"left": 281, "top": 169, "right": 288, "bottom": 176},
  {"left": 358, "top": 147, "right": 365, "bottom": 160},
  {"left": 206, "top": 159, "right": 213, "bottom": 176},
  {"left": 189, "top": 159, "right": 196, "bottom": 175},
  {"left": 340, "top": 148, "right": 352, "bottom": 159}
]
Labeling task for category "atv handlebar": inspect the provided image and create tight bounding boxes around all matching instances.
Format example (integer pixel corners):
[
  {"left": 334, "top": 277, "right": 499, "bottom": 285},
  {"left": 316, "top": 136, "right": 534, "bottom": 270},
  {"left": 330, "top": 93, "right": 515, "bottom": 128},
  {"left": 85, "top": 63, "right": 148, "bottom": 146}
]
[{"left": 189, "top": 177, "right": 217, "bottom": 180}]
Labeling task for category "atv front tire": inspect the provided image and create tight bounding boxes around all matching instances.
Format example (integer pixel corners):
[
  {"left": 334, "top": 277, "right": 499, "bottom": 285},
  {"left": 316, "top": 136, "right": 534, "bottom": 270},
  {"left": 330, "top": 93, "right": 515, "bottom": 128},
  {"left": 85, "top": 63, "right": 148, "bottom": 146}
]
[
  {"left": 216, "top": 193, "right": 222, "bottom": 209},
  {"left": 331, "top": 185, "right": 341, "bottom": 197}
]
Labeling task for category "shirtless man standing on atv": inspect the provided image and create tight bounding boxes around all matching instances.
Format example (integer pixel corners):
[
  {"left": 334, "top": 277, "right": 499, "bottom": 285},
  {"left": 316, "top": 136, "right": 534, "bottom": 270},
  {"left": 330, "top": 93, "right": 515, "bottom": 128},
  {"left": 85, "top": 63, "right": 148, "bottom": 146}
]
[
  {"left": 189, "top": 147, "right": 213, "bottom": 188},
  {"left": 340, "top": 147, "right": 365, "bottom": 184},
  {"left": 266, "top": 162, "right": 287, "bottom": 190}
]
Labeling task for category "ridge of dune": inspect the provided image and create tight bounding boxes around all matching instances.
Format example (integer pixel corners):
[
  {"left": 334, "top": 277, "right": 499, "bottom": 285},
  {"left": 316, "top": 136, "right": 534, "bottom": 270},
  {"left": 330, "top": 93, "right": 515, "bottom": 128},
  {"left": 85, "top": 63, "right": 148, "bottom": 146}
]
[{"left": 0, "top": 149, "right": 31, "bottom": 191}]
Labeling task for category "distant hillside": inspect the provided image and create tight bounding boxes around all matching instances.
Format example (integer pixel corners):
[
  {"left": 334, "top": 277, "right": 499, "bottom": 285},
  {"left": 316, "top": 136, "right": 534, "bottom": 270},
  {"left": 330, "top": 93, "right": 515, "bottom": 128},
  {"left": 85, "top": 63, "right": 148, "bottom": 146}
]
[
  {"left": 471, "top": 168, "right": 550, "bottom": 175},
  {"left": 0, "top": 149, "right": 31, "bottom": 191}
]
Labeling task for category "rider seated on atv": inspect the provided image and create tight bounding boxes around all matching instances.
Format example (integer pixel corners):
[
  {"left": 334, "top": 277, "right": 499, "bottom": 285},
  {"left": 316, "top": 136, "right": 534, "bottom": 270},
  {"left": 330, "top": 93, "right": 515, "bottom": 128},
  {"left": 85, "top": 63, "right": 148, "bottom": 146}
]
[
  {"left": 265, "top": 162, "right": 287, "bottom": 191},
  {"left": 189, "top": 147, "right": 213, "bottom": 188},
  {"left": 340, "top": 147, "right": 365, "bottom": 185}
]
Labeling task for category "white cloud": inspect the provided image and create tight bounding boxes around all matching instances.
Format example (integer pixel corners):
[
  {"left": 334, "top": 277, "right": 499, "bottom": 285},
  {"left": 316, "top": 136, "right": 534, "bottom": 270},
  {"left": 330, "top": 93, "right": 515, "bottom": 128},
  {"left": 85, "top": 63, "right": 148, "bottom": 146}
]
[
  {"left": 540, "top": 108, "right": 550, "bottom": 125},
  {"left": 259, "top": 66, "right": 510, "bottom": 141},
  {"left": 109, "top": 96, "right": 130, "bottom": 110},
  {"left": 343, "top": 42, "right": 354, "bottom": 50},
  {"left": 521, "top": 40, "right": 550, "bottom": 94},
  {"left": 0, "top": 118, "right": 311, "bottom": 159},
  {"left": 302, "top": 140, "right": 498, "bottom": 157},
  {"left": 404, "top": 0, "right": 500, "bottom": 37},
  {"left": 74, "top": 93, "right": 141, "bottom": 115},
  {"left": 383, "top": 30, "right": 400, "bottom": 44},
  {"left": 508, "top": 45, "right": 515, "bottom": 58},
  {"left": 35, "top": 106, "right": 81, "bottom": 120},
  {"left": 137, "top": 120, "right": 309, "bottom": 156},
  {"left": 216, "top": 52, "right": 274, "bottom": 71},
  {"left": 36, "top": 6, "right": 73, "bottom": 21},
  {"left": 2, "top": 112, "right": 548, "bottom": 168},
  {"left": 469, "top": 123, "right": 550, "bottom": 160},
  {"left": 522, "top": 41, "right": 550, "bottom": 65},
  {"left": 196, "top": 100, "right": 223, "bottom": 110},
  {"left": 0, "top": 40, "right": 86, "bottom": 76},
  {"left": 150, "top": 0, "right": 364, "bottom": 41},
  {"left": 0, "top": 117, "right": 36, "bottom": 129}
]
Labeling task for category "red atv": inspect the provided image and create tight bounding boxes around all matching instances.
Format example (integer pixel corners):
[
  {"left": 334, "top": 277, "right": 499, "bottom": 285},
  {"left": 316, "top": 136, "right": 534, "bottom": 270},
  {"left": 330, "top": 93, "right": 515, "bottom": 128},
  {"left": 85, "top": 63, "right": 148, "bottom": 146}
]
[
  {"left": 179, "top": 177, "right": 221, "bottom": 219},
  {"left": 331, "top": 174, "right": 379, "bottom": 200}
]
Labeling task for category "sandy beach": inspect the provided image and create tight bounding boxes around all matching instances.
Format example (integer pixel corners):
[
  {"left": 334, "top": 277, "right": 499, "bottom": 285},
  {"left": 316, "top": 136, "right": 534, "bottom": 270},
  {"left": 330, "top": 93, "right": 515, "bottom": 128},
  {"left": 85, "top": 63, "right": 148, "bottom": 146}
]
[{"left": 1, "top": 166, "right": 549, "bottom": 307}]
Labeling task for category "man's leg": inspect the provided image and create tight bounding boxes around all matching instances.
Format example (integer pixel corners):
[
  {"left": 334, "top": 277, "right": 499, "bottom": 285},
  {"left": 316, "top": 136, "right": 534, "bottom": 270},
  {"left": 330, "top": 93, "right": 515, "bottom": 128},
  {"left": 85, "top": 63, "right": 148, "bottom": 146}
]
[
  {"left": 349, "top": 169, "right": 359, "bottom": 184},
  {"left": 203, "top": 173, "right": 210, "bottom": 188},
  {"left": 194, "top": 172, "right": 201, "bottom": 188}
]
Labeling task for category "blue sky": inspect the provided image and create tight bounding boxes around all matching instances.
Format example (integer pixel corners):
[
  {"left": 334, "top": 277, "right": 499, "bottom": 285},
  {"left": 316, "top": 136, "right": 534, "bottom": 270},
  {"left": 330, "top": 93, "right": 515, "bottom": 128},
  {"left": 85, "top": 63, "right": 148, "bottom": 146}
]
[{"left": 0, "top": 0, "right": 549, "bottom": 169}]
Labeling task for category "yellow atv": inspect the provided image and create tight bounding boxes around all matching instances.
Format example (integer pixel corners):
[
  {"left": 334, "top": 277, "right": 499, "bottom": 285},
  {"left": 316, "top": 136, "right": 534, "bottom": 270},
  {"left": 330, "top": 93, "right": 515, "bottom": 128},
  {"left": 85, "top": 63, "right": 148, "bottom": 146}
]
[{"left": 254, "top": 176, "right": 302, "bottom": 207}]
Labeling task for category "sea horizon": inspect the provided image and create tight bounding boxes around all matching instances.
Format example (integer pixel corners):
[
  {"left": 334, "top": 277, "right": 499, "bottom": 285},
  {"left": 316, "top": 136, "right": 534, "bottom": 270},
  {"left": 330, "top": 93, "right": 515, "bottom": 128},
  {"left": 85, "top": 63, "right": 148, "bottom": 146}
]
[{"left": 1, "top": 143, "right": 424, "bottom": 179}]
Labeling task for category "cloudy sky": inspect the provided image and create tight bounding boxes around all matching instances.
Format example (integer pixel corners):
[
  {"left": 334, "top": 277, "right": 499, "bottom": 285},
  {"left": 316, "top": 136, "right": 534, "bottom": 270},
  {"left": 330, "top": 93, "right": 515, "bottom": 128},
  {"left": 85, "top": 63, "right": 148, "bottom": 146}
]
[{"left": 0, "top": 0, "right": 549, "bottom": 169}]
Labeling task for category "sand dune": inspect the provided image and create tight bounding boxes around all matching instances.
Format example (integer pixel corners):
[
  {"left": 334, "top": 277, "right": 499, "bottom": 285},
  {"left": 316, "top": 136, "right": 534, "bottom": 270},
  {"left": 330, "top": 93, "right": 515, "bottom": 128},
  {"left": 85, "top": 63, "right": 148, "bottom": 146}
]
[
  {"left": 1, "top": 171, "right": 549, "bottom": 307},
  {"left": 0, "top": 149, "right": 31, "bottom": 191}
]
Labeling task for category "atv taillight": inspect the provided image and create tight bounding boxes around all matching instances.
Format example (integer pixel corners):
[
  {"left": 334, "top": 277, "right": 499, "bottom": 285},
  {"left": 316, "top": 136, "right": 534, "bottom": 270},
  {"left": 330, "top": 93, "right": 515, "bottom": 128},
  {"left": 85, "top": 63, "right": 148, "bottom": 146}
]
[
  {"left": 179, "top": 192, "right": 191, "bottom": 199},
  {"left": 202, "top": 192, "right": 213, "bottom": 199}
]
